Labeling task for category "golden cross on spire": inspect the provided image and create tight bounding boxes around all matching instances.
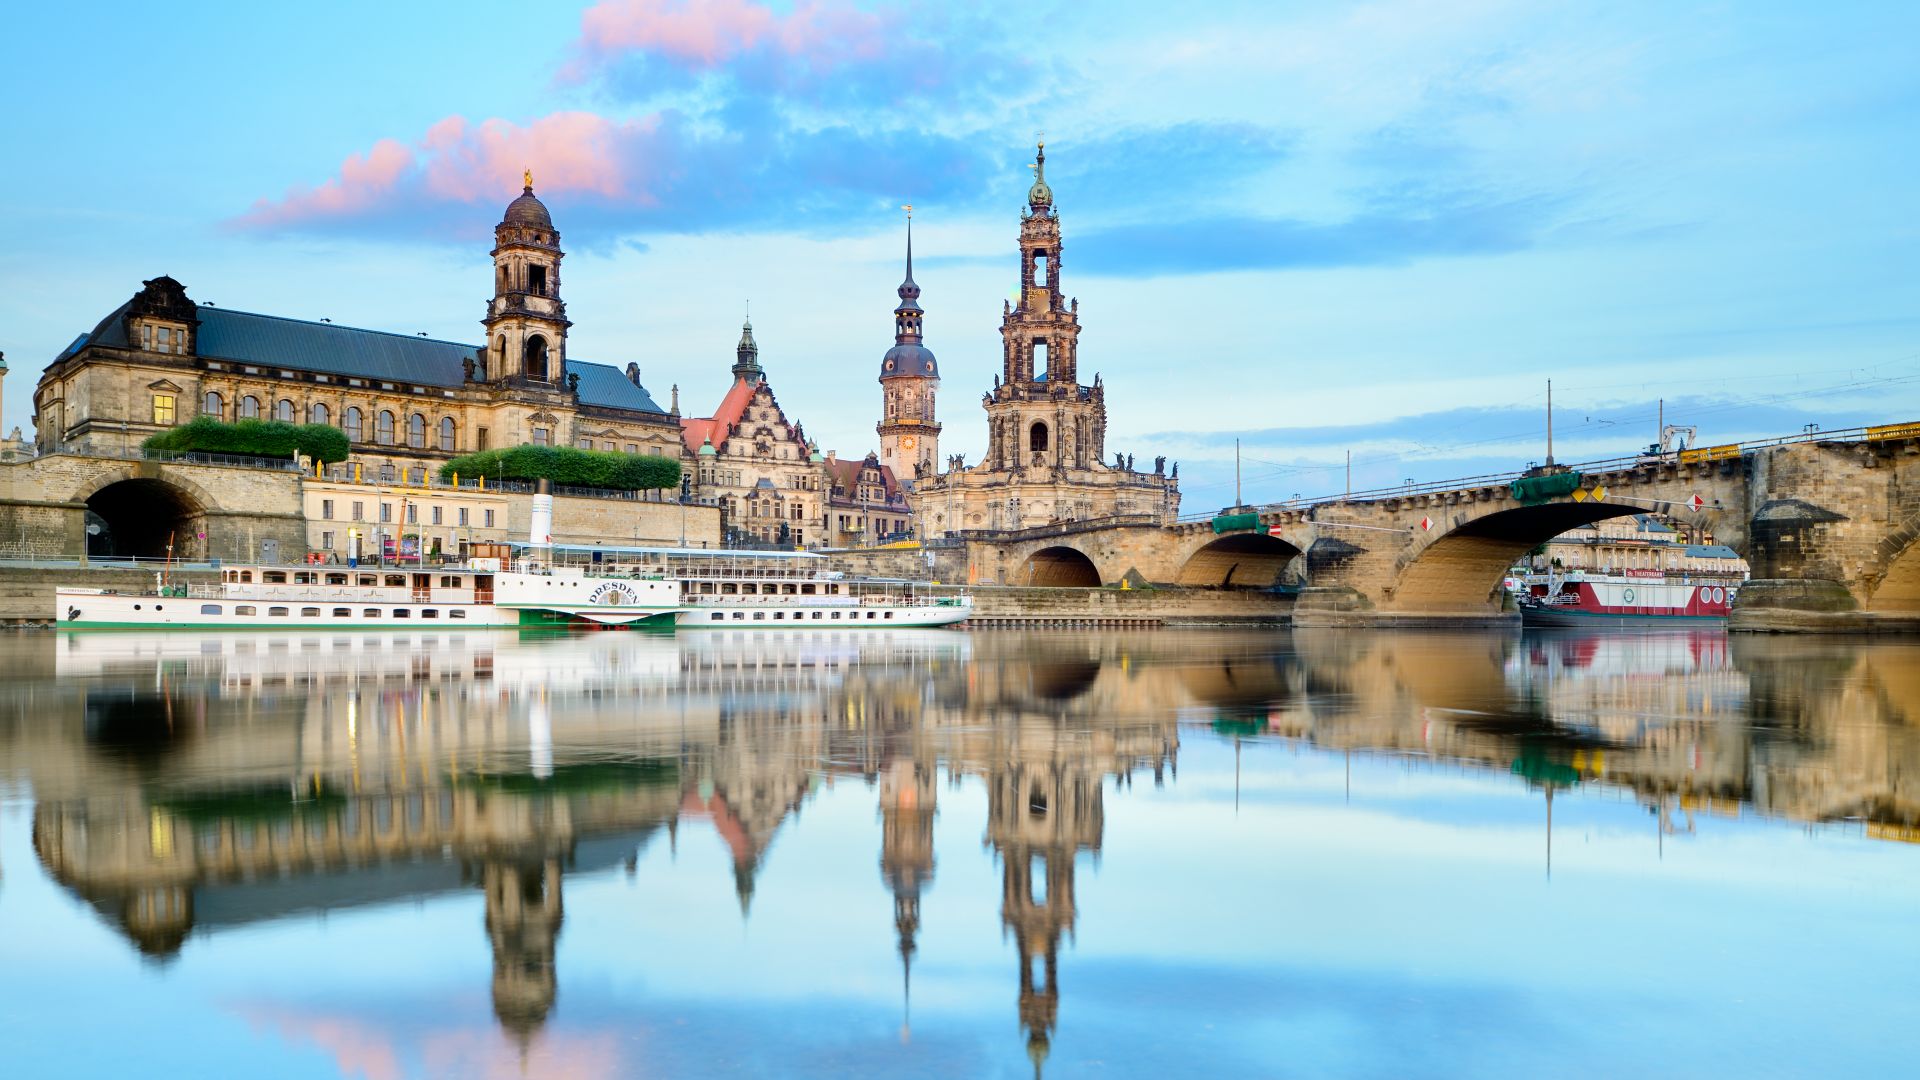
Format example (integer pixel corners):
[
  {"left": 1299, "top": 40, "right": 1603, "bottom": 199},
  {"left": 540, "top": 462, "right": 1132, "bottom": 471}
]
[{"left": 902, "top": 203, "right": 913, "bottom": 219}]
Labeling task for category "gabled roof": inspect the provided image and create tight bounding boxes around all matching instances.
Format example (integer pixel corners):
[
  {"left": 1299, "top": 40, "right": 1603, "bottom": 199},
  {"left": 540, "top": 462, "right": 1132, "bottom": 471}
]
[
  {"left": 824, "top": 455, "right": 907, "bottom": 505},
  {"left": 678, "top": 376, "right": 762, "bottom": 454}
]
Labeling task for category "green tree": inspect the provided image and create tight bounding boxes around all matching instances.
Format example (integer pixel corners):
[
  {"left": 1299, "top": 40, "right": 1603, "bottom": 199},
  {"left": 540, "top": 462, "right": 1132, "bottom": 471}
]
[{"left": 142, "top": 417, "right": 349, "bottom": 463}]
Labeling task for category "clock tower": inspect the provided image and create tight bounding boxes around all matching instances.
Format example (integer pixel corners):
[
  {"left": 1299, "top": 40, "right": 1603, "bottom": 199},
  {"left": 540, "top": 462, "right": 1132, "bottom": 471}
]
[{"left": 877, "top": 210, "right": 940, "bottom": 484}]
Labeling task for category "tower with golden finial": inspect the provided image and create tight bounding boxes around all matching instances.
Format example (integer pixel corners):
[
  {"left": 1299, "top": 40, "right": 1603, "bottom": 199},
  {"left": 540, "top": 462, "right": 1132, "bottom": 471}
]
[{"left": 878, "top": 204, "right": 941, "bottom": 485}]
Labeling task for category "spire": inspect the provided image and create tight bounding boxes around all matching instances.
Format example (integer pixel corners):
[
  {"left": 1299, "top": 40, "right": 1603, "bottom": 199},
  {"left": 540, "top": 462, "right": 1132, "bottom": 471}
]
[
  {"left": 733, "top": 309, "right": 762, "bottom": 382},
  {"left": 1026, "top": 136, "right": 1053, "bottom": 212}
]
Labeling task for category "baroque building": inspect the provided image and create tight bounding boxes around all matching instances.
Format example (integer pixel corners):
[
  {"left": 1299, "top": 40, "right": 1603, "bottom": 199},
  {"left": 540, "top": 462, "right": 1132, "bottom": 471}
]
[
  {"left": 32, "top": 176, "right": 683, "bottom": 485},
  {"left": 679, "top": 318, "right": 829, "bottom": 546},
  {"left": 910, "top": 144, "right": 1180, "bottom": 536},
  {"left": 876, "top": 213, "right": 940, "bottom": 484}
]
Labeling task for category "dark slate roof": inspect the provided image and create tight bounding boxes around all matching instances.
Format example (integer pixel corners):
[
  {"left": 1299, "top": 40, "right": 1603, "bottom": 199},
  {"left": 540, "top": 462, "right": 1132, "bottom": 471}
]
[
  {"left": 570, "top": 358, "right": 665, "bottom": 413},
  {"left": 1684, "top": 544, "right": 1741, "bottom": 559},
  {"left": 66, "top": 304, "right": 666, "bottom": 416}
]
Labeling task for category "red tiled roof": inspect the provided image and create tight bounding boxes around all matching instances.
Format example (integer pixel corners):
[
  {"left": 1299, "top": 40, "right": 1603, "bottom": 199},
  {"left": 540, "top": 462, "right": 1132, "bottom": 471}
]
[{"left": 679, "top": 377, "right": 760, "bottom": 454}]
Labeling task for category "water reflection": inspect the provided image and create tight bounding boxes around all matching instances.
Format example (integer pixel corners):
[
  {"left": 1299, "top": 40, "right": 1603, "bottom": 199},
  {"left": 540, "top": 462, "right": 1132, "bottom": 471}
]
[{"left": 2, "top": 628, "right": 1918, "bottom": 1075}]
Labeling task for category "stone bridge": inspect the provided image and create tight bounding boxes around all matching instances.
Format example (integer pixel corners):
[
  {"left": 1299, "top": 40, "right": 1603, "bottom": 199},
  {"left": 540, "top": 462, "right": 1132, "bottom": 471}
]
[
  {"left": 0, "top": 452, "right": 308, "bottom": 562},
  {"left": 959, "top": 429, "right": 1920, "bottom": 632}
]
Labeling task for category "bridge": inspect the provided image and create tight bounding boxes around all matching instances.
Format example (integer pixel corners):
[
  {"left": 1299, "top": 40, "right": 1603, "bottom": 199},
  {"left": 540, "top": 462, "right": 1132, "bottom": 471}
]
[{"left": 957, "top": 421, "right": 1920, "bottom": 632}]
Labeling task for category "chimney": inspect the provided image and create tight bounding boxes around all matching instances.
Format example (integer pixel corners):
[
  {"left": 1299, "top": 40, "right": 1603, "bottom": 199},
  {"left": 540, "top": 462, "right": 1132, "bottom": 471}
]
[
  {"left": 670, "top": 383, "right": 680, "bottom": 416},
  {"left": 625, "top": 362, "right": 641, "bottom": 386}
]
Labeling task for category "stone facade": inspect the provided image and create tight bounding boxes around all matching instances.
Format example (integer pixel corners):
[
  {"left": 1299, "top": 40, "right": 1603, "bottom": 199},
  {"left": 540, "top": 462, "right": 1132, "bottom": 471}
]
[
  {"left": 31, "top": 180, "right": 683, "bottom": 488},
  {"left": 876, "top": 214, "right": 940, "bottom": 484},
  {"left": 910, "top": 144, "right": 1179, "bottom": 536},
  {"left": 680, "top": 325, "right": 831, "bottom": 547}
]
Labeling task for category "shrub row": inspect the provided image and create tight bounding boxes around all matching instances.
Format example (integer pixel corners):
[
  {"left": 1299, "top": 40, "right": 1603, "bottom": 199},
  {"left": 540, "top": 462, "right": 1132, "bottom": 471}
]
[
  {"left": 142, "top": 417, "right": 350, "bottom": 463},
  {"left": 438, "top": 445, "right": 681, "bottom": 490}
]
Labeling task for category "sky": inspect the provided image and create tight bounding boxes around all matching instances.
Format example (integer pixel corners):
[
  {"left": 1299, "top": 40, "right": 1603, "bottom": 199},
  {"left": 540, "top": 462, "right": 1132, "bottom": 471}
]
[{"left": 1, "top": 0, "right": 1916, "bottom": 511}]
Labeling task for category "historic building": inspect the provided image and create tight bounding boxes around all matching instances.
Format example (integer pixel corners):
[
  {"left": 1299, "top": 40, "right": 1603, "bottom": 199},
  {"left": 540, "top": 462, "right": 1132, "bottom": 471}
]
[
  {"left": 31, "top": 176, "right": 684, "bottom": 483},
  {"left": 909, "top": 144, "right": 1180, "bottom": 536},
  {"left": 823, "top": 450, "right": 913, "bottom": 546},
  {"left": 876, "top": 215, "right": 940, "bottom": 485},
  {"left": 679, "top": 318, "right": 830, "bottom": 546}
]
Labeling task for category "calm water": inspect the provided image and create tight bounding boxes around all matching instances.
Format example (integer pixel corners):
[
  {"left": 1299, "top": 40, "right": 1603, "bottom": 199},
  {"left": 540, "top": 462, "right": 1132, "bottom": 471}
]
[{"left": 2, "top": 627, "right": 1918, "bottom": 1078}]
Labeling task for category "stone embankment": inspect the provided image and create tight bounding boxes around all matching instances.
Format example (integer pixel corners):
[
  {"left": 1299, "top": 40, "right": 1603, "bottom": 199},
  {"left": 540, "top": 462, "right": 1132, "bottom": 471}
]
[
  {"left": 0, "top": 564, "right": 221, "bottom": 625},
  {"left": 948, "top": 585, "right": 1291, "bottom": 628}
]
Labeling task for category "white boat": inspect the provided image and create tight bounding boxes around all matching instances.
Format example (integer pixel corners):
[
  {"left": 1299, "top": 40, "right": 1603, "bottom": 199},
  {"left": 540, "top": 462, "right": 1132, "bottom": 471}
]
[{"left": 53, "top": 543, "right": 971, "bottom": 632}]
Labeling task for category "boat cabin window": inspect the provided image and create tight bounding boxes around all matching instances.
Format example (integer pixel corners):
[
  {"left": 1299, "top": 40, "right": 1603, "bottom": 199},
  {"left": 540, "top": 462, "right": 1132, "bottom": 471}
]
[
  {"left": 201, "top": 604, "right": 222, "bottom": 615},
  {"left": 722, "top": 583, "right": 738, "bottom": 594},
  {"left": 393, "top": 609, "right": 410, "bottom": 618},
  {"left": 422, "top": 609, "right": 438, "bottom": 618},
  {"left": 753, "top": 612, "right": 766, "bottom": 620},
  {"left": 364, "top": 609, "right": 380, "bottom": 618},
  {"left": 357, "top": 575, "right": 377, "bottom": 587},
  {"left": 269, "top": 607, "right": 290, "bottom": 616},
  {"left": 438, "top": 576, "right": 461, "bottom": 588},
  {"left": 801, "top": 584, "right": 816, "bottom": 595},
  {"left": 333, "top": 608, "right": 351, "bottom": 617},
  {"left": 294, "top": 573, "right": 317, "bottom": 585},
  {"left": 384, "top": 575, "right": 406, "bottom": 588},
  {"left": 711, "top": 613, "right": 725, "bottom": 621},
  {"left": 301, "top": 607, "right": 321, "bottom": 617},
  {"left": 449, "top": 610, "right": 466, "bottom": 619},
  {"left": 240, "top": 571, "right": 254, "bottom": 583},
  {"left": 743, "top": 583, "right": 758, "bottom": 595},
  {"left": 264, "top": 572, "right": 287, "bottom": 584},
  {"left": 235, "top": 605, "right": 256, "bottom": 616},
  {"left": 326, "top": 573, "right": 348, "bottom": 586},
  {"left": 831, "top": 611, "right": 842, "bottom": 619}
]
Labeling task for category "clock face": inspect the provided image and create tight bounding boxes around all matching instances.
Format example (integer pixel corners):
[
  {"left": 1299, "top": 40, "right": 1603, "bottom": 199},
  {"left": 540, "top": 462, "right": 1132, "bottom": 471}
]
[{"left": 901, "top": 436, "right": 917, "bottom": 450}]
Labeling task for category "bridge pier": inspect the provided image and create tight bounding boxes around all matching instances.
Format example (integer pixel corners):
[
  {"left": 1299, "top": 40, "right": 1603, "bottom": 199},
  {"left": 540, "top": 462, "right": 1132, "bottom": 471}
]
[
  {"left": 1290, "top": 585, "right": 1519, "bottom": 629},
  {"left": 1730, "top": 579, "right": 1920, "bottom": 634}
]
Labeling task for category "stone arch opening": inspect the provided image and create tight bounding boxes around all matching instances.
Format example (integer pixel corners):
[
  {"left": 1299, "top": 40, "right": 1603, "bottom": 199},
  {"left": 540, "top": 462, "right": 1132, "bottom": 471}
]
[
  {"left": 84, "top": 478, "right": 205, "bottom": 559},
  {"left": 1392, "top": 503, "right": 1643, "bottom": 612},
  {"left": 1021, "top": 545, "right": 1101, "bottom": 587},
  {"left": 1176, "top": 532, "right": 1302, "bottom": 588},
  {"left": 1867, "top": 521, "right": 1920, "bottom": 613},
  {"left": 525, "top": 335, "right": 549, "bottom": 381},
  {"left": 1030, "top": 421, "right": 1049, "bottom": 453}
]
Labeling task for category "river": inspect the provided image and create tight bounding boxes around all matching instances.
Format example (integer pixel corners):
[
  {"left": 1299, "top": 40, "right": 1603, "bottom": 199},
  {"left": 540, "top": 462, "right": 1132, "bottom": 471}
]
[{"left": 1, "top": 627, "right": 1916, "bottom": 1078}]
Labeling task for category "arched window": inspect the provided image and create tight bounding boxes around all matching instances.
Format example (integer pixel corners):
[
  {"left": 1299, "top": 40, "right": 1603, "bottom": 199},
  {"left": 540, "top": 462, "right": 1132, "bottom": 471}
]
[
  {"left": 239, "top": 395, "right": 261, "bottom": 419},
  {"left": 202, "top": 391, "right": 223, "bottom": 419},
  {"left": 525, "top": 335, "right": 549, "bottom": 381},
  {"left": 376, "top": 410, "right": 395, "bottom": 445},
  {"left": 408, "top": 413, "right": 426, "bottom": 449},
  {"left": 310, "top": 402, "right": 329, "bottom": 426},
  {"left": 1030, "top": 421, "right": 1049, "bottom": 453},
  {"left": 274, "top": 398, "right": 294, "bottom": 422},
  {"left": 343, "top": 407, "right": 364, "bottom": 442},
  {"left": 439, "top": 417, "right": 456, "bottom": 452}
]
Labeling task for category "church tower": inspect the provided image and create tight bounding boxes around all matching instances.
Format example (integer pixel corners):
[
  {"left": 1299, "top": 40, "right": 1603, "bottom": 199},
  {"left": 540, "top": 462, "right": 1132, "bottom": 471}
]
[
  {"left": 480, "top": 172, "right": 571, "bottom": 385},
  {"left": 878, "top": 210, "right": 941, "bottom": 484},
  {"left": 984, "top": 142, "right": 1103, "bottom": 480}
]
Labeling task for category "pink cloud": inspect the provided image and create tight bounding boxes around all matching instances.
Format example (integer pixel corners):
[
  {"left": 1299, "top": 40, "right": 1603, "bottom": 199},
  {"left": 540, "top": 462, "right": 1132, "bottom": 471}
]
[
  {"left": 232, "top": 112, "right": 662, "bottom": 232},
  {"left": 562, "top": 0, "right": 893, "bottom": 82}
]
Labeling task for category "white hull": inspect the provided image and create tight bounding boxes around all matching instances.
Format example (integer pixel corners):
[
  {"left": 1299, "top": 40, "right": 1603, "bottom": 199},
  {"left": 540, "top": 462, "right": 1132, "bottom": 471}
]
[{"left": 675, "top": 600, "right": 971, "bottom": 629}]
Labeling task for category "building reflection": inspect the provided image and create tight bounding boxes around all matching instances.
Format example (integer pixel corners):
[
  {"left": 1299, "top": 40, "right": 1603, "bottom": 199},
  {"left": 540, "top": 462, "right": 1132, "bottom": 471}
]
[{"left": 5, "top": 626, "right": 1920, "bottom": 1064}]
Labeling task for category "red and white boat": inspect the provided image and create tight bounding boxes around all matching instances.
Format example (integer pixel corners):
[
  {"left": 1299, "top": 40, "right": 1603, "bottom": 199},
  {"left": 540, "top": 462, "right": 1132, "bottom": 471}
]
[{"left": 1517, "top": 570, "right": 1737, "bottom": 627}]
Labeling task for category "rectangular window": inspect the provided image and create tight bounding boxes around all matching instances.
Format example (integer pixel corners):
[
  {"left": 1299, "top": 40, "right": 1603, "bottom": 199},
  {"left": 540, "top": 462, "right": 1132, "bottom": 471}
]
[
  {"left": 142, "top": 325, "right": 154, "bottom": 349},
  {"left": 157, "top": 326, "right": 172, "bottom": 350},
  {"left": 449, "top": 610, "right": 467, "bottom": 619},
  {"left": 321, "top": 499, "right": 334, "bottom": 520},
  {"left": 152, "top": 395, "right": 175, "bottom": 425},
  {"left": 533, "top": 428, "right": 551, "bottom": 446},
  {"left": 431, "top": 506, "right": 443, "bottom": 525},
  {"left": 364, "top": 608, "right": 380, "bottom": 618},
  {"left": 301, "top": 607, "right": 321, "bottom": 617},
  {"left": 333, "top": 608, "right": 351, "bottom": 617},
  {"left": 393, "top": 609, "right": 409, "bottom": 619},
  {"left": 477, "top": 427, "right": 490, "bottom": 450},
  {"left": 626, "top": 443, "right": 639, "bottom": 454},
  {"left": 577, "top": 437, "right": 593, "bottom": 450},
  {"left": 711, "top": 612, "right": 725, "bottom": 621},
  {"left": 321, "top": 531, "right": 334, "bottom": 550},
  {"left": 268, "top": 607, "right": 290, "bottom": 617},
  {"left": 235, "top": 605, "right": 256, "bottom": 616},
  {"left": 650, "top": 445, "right": 663, "bottom": 455},
  {"left": 458, "top": 507, "right": 470, "bottom": 526},
  {"left": 351, "top": 502, "right": 364, "bottom": 521},
  {"left": 421, "top": 609, "right": 438, "bottom": 619},
  {"left": 406, "top": 504, "right": 418, "bottom": 525},
  {"left": 483, "top": 509, "right": 495, "bottom": 528},
  {"left": 200, "top": 604, "right": 223, "bottom": 615},
  {"left": 811, "top": 611, "right": 822, "bottom": 620},
  {"left": 380, "top": 503, "right": 392, "bottom": 523}
]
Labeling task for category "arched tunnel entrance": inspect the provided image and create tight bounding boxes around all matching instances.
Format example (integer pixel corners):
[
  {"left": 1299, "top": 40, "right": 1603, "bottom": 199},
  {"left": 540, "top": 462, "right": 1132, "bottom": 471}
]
[
  {"left": 1176, "top": 533, "right": 1301, "bottom": 588},
  {"left": 1020, "top": 545, "right": 1102, "bottom": 587},
  {"left": 85, "top": 479, "right": 203, "bottom": 559},
  {"left": 1393, "top": 503, "right": 1649, "bottom": 612},
  {"left": 1869, "top": 528, "right": 1920, "bottom": 614}
]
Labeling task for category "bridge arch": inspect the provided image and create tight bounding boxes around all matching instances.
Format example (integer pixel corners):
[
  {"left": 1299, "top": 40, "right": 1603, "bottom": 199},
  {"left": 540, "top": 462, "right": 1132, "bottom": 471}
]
[
  {"left": 1020, "top": 545, "right": 1102, "bottom": 587},
  {"left": 1392, "top": 502, "right": 1646, "bottom": 612},
  {"left": 1865, "top": 512, "right": 1920, "bottom": 614},
  {"left": 1175, "top": 532, "right": 1302, "bottom": 589},
  {"left": 83, "top": 477, "right": 208, "bottom": 559}
]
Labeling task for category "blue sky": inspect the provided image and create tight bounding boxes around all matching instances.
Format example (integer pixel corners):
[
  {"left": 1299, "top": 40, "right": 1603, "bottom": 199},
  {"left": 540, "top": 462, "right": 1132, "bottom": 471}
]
[{"left": 1, "top": 0, "right": 1916, "bottom": 510}]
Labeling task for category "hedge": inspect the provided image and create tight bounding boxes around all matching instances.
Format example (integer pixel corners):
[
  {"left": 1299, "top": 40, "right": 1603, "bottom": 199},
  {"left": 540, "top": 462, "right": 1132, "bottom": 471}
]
[
  {"left": 142, "top": 416, "right": 350, "bottom": 463},
  {"left": 438, "top": 445, "right": 681, "bottom": 491}
]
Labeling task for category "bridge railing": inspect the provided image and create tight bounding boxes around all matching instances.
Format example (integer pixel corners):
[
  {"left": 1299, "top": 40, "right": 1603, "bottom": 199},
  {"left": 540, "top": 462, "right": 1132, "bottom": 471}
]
[{"left": 1221, "top": 419, "right": 1919, "bottom": 516}]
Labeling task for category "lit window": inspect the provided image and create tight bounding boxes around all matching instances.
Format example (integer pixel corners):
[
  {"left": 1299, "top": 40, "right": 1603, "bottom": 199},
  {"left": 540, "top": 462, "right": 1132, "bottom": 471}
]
[{"left": 152, "top": 395, "right": 176, "bottom": 425}]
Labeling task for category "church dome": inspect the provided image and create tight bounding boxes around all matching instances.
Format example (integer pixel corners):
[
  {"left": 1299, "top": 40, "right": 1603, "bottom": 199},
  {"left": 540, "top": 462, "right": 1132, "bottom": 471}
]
[
  {"left": 503, "top": 184, "right": 553, "bottom": 229},
  {"left": 881, "top": 342, "right": 939, "bottom": 379}
]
